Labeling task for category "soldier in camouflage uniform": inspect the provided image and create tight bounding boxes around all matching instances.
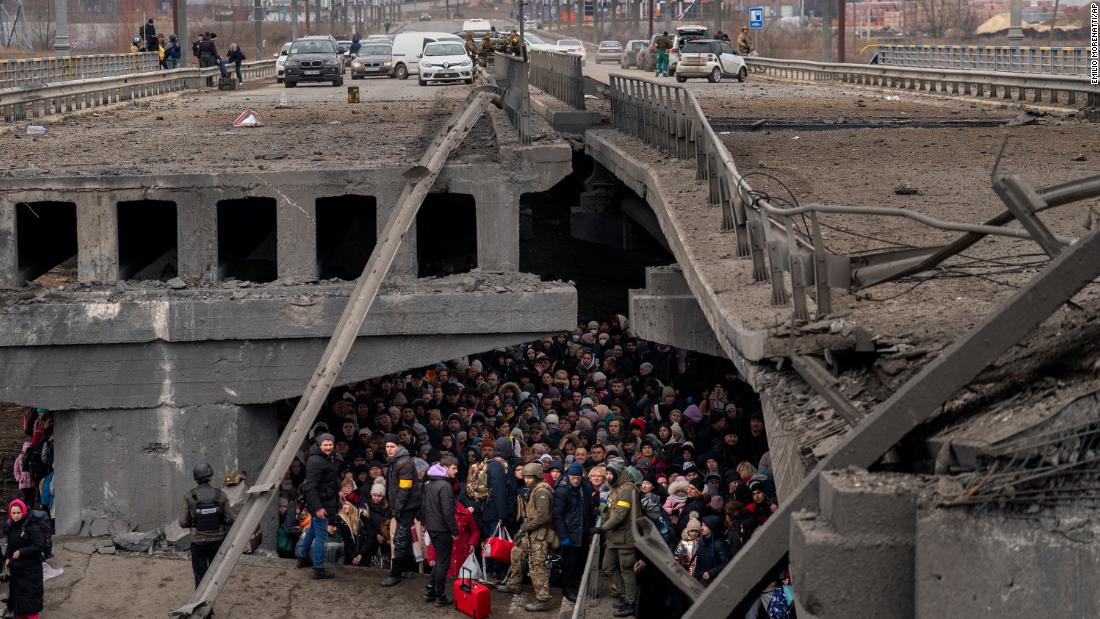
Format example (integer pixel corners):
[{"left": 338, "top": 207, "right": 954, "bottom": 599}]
[
  {"left": 479, "top": 33, "right": 494, "bottom": 66},
  {"left": 498, "top": 462, "right": 556, "bottom": 612},
  {"left": 509, "top": 30, "right": 523, "bottom": 56},
  {"left": 593, "top": 460, "right": 637, "bottom": 617}
]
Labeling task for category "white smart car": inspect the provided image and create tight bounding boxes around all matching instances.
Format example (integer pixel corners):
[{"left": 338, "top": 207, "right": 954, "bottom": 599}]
[
  {"left": 418, "top": 40, "right": 474, "bottom": 85},
  {"left": 675, "top": 38, "right": 747, "bottom": 83}
]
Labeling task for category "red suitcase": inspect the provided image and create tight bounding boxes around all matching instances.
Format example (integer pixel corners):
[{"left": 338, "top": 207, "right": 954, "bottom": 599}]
[{"left": 455, "top": 569, "right": 492, "bottom": 619}]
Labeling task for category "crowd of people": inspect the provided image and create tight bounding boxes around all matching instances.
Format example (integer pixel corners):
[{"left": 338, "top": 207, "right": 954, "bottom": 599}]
[
  {"left": 128, "top": 19, "right": 247, "bottom": 85},
  {"left": 249, "top": 316, "right": 792, "bottom": 618}
]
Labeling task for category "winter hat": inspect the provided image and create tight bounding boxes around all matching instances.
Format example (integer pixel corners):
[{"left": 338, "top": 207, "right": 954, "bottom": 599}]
[
  {"left": 630, "top": 418, "right": 647, "bottom": 434},
  {"left": 669, "top": 479, "right": 690, "bottom": 496},
  {"left": 278, "top": 497, "right": 290, "bottom": 509},
  {"left": 316, "top": 432, "right": 335, "bottom": 445},
  {"left": 701, "top": 515, "right": 721, "bottom": 533},
  {"left": 545, "top": 413, "right": 560, "bottom": 425},
  {"left": 412, "top": 423, "right": 427, "bottom": 436},
  {"left": 414, "top": 458, "right": 430, "bottom": 476},
  {"left": 681, "top": 460, "right": 698, "bottom": 474},
  {"left": 592, "top": 371, "right": 608, "bottom": 382},
  {"left": 594, "top": 404, "right": 611, "bottom": 418},
  {"left": 639, "top": 362, "right": 653, "bottom": 374},
  {"left": 383, "top": 433, "right": 401, "bottom": 445},
  {"left": 684, "top": 405, "right": 704, "bottom": 423},
  {"left": 690, "top": 477, "right": 706, "bottom": 491},
  {"left": 681, "top": 514, "right": 702, "bottom": 538},
  {"left": 567, "top": 461, "right": 584, "bottom": 476},
  {"left": 370, "top": 481, "right": 386, "bottom": 496},
  {"left": 662, "top": 386, "right": 676, "bottom": 398}
]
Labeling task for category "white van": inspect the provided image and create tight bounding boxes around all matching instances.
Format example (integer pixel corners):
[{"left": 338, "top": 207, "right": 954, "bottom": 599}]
[
  {"left": 462, "top": 18, "right": 492, "bottom": 36},
  {"left": 391, "top": 31, "right": 463, "bottom": 79}
]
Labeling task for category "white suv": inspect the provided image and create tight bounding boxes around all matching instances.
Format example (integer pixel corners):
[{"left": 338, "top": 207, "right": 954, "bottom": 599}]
[
  {"left": 675, "top": 38, "right": 747, "bottom": 83},
  {"left": 418, "top": 40, "right": 474, "bottom": 85}
]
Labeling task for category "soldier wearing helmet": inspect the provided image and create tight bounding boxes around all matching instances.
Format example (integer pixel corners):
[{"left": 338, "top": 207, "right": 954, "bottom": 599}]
[
  {"left": 180, "top": 462, "right": 234, "bottom": 588},
  {"left": 498, "top": 462, "right": 557, "bottom": 612}
]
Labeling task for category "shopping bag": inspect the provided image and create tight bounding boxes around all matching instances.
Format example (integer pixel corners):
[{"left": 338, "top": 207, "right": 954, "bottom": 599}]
[
  {"left": 482, "top": 522, "right": 514, "bottom": 564},
  {"left": 461, "top": 552, "right": 485, "bottom": 582}
]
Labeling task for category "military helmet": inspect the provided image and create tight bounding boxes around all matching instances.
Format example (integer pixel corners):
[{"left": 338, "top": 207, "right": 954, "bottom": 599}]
[
  {"left": 522, "top": 462, "right": 544, "bottom": 478},
  {"left": 193, "top": 462, "right": 214, "bottom": 483}
]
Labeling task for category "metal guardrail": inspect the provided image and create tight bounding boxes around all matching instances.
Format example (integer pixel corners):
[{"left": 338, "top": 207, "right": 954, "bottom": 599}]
[
  {"left": 748, "top": 56, "right": 1100, "bottom": 113},
  {"left": 494, "top": 51, "right": 532, "bottom": 143},
  {"left": 608, "top": 72, "right": 846, "bottom": 322},
  {"left": 569, "top": 527, "right": 601, "bottom": 619},
  {"left": 0, "top": 60, "right": 277, "bottom": 122},
  {"left": 529, "top": 48, "right": 586, "bottom": 110},
  {"left": 875, "top": 44, "right": 1090, "bottom": 77},
  {"left": 0, "top": 53, "right": 160, "bottom": 89}
]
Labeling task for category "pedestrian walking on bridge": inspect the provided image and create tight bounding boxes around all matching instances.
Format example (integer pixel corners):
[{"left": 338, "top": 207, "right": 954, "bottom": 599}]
[{"left": 654, "top": 32, "right": 672, "bottom": 78}]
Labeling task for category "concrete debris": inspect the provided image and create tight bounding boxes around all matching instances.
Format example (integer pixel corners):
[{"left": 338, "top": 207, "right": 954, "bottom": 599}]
[
  {"left": 63, "top": 540, "right": 99, "bottom": 555},
  {"left": 166, "top": 277, "right": 187, "bottom": 290},
  {"left": 113, "top": 529, "right": 161, "bottom": 552},
  {"left": 164, "top": 521, "right": 192, "bottom": 549},
  {"left": 1007, "top": 112, "right": 1039, "bottom": 127},
  {"left": 223, "top": 483, "right": 248, "bottom": 509},
  {"left": 108, "top": 520, "right": 134, "bottom": 536},
  {"left": 1072, "top": 154, "right": 1088, "bottom": 162},
  {"left": 87, "top": 518, "right": 112, "bottom": 537},
  {"left": 893, "top": 182, "right": 921, "bottom": 196}
]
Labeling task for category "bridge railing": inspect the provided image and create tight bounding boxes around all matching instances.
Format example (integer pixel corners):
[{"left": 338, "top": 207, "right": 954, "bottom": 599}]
[
  {"left": 748, "top": 56, "right": 1100, "bottom": 116},
  {"left": 0, "top": 53, "right": 161, "bottom": 89},
  {"left": 609, "top": 72, "right": 848, "bottom": 321},
  {"left": 0, "top": 60, "right": 276, "bottom": 122},
  {"left": 875, "top": 44, "right": 1090, "bottom": 77},
  {"left": 529, "top": 48, "right": 586, "bottom": 110},
  {"left": 493, "top": 51, "right": 532, "bottom": 143}
]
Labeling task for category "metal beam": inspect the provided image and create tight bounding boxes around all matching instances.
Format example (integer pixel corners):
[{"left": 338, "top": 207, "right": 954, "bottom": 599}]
[
  {"left": 169, "top": 92, "right": 496, "bottom": 619},
  {"left": 992, "top": 175, "right": 1064, "bottom": 258},
  {"left": 683, "top": 225, "right": 1100, "bottom": 619},
  {"left": 790, "top": 354, "right": 862, "bottom": 426}
]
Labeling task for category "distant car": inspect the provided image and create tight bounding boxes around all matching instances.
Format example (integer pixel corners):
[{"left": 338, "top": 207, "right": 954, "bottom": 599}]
[
  {"left": 419, "top": 12, "right": 432, "bottom": 21},
  {"left": 284, "top": 35, "right": 344, "bottom": 87},
  {"left": 418, "top": 40, "right": 474, "bottom": 85},
  {"left": 337, "top": 39, "right": 352, "bottom": 53},
  {"left": 391, "top": 31, "right": 463, "bottom": 79},
  {"left": 675, "top": 38, "right": 746, "bottom": 82},
  {"left": 523, "top": 18, "right": 537, "bottom": 30},
  {"left": 637, "top": 25, "right": 709, "bottom": 74},
  {"left": 350, "top": 42, "right": 393, "bottom": 78},
  {"left": 620, "top": 39, "right": 647, "bottom": 68},
  {"left": 556, "top": 38, "right": 586, "bottom": 64},
  {"left": 524, "top": 33, "right": 555, "bottom": 52},
  {"left": 462, "top": 18, "right": 492, "bottom": 37},
  {"left": 595, "top": 40, "right": 622, "bottom": 63},
  {"left": 275, "top": 41, "right": 292, "bottom": 83}
]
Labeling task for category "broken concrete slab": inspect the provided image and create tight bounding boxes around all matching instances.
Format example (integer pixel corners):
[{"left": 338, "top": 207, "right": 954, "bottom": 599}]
[
  {"left": 164, "top": 521, "right": 192, "bottom": 549},
  {"left": 113, "top": 529, "right": 161, "bottom": 552},
  {"left": 107, "top": 520, "right": 133, "bottom": 537},
  {"left": 87, "top": 519, "right": 111, "bottom": 537},
  {"left": 63, "top": 540, "right": 98, "bottom": 555}
]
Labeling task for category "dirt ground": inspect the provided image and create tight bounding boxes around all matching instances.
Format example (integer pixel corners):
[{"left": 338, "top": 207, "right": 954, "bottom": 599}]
[
  {"left": 0, "top": 77, "right": 494, "bottom": 179},
  {"left": 41, "top": 543, "right": 561, "bottom": 618}
]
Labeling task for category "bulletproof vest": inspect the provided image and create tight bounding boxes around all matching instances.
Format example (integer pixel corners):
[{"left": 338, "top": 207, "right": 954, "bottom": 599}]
[
  {"left": 191, "top": 487, "right": 222, "bottom": 533},
  {"left": 200, "top": 39, "right": 215, "bottom": 55}
]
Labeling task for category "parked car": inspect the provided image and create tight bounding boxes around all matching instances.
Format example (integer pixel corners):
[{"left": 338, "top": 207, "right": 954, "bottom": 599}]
[
  {"left": 284, "top": 36, "right": 344, "bottom": 87},
  {"left": 523, "top": 18, "right": 537, "bottom": 30},
  {"left": 524, "top": 33, "right": 555, "bottom": 52},
  {"left": 675, "top": 38, "right": 746, "bottom": 82},
  {"left": 555, "top": 38, "right": 586, "bottom": 64},
  {"left": 391, "top": 31, "right": 463, "bottom": 79},
  {"left": 462, "top": 18, "right": 492, "bottom": 37},
  {"left": 275, "top": 41, "right": 292, "bottom": 83},
  {"left": 420, "top": 12, "right": 432, "bottom": 21},
  {"left": 595, "top": 40, "right": 622, "bottom": 63},
  {"left": 620, "top": 39, "right": 647, "bottom": 68},
  {"left": 350, "top": 42, "right": 393, "bottom": 78},
  {"left": 337, "top": 39, "right": 352, "bottom": 53},
  {"left": 418, "top": 40, "right": 474, "bottom": 85},
  {"left": 637, "top": 25, "right": 709, "bottom": 74}
]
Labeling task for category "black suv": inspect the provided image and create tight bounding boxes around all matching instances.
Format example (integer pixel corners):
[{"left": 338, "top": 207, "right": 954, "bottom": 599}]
[{"left": 284, "top": 36, "right": 344, "bottom": 88}]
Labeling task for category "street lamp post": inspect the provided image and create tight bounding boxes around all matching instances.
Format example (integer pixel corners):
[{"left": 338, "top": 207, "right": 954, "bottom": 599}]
[
  {"left": 1007, "top": 0, "right": 1023, "bottom": 47},
  {"left": 54, "top": 0, "right": 70, "bottom": 55}
]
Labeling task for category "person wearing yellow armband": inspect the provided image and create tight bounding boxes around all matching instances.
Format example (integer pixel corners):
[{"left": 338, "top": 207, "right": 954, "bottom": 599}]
[
  {"left": 382, "top": 433, "right": 422, "bottom": 587},
  {"left": 592, "top": 459, "right": 638, "bottom": 617}
]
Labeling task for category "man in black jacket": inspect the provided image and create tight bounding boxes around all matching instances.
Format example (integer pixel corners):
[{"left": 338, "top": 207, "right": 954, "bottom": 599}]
[
  {"left": 382, "top": 433, "right": 421, "bottom": 587},
  {"left": 553, "top": 460, "right": 592, "bottom": 601},
  {"left": 421, "top": 455, "right": 459, "bottom": 606},
  {"left": 298, "top": 433, "right": 338, "bottom": 579}
]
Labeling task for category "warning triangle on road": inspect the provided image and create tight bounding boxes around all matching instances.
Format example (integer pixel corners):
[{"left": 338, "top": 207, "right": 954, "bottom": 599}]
[{"left": 232, "top": 109, "right": 264, "bottom": 127}]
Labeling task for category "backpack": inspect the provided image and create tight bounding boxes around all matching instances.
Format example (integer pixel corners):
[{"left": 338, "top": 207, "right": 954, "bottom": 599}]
[
  {"left": 23, "top": 441, "right": 45, "bottom": 481},
  {"left": 640, "top": 493, "right": 675, "bottom": 546},
  {"left": 466, "top": 459, "right": 490, "bottom": 502},
  {"left": 766, "top": 584, "right": 793, "bottom": 619},
  {"left": 30, "top": 509, "right": 53, "bottom": 560}
]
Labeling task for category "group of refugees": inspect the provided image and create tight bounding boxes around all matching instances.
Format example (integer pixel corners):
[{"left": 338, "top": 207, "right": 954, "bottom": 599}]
[
  {"left": 179, "top": 316, "right": 792, "bottom": 618},
  {"left": 129, "top": 19, "right": 247, "bottom": 85},
  {"left": 4, "top": 408, "right": 56, "bottom": 619}
]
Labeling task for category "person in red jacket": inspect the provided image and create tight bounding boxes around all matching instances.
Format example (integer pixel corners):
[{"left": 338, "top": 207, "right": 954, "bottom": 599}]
[{"left": 427, "top": 487, "right": 482, "bottom": 578}]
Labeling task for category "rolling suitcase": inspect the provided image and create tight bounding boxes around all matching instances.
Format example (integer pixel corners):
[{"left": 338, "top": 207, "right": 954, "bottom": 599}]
[{"left": 455, "top": 568, "right": 492, "bottom": 618}]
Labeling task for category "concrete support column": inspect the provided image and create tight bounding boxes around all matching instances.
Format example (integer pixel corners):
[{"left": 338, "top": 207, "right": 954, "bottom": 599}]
[
  {"left": 176, "top": 192, "right": 218, "bottom": 282},
  {"left": 472, "top": 183, "right": 519, "bottom": 271},
  {"left": 0, "top": 196, "right": 17, "bottom": 289},
  {"left": 791, "top": 468, "right": 918, "bottom": 618},
  {"left": 53, "top": 402, "right": 279, "bottom": 536},
  {"left": 77, "top": 193, "right": 119, "bottom": 283},
  {"left": 275, "top": 189, "right": 318, "bottom": 280},
  {"left": 375, "top": 185, "right": 417, "bottom": 276}
]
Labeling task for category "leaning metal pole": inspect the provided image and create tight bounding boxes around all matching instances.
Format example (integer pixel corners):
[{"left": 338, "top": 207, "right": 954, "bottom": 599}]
[
  {"left": 169, "top": 91, "right": 496, "bottom": 619},
  {"left": 683, "top": 227, "right": 1100, "bottom": 618}
]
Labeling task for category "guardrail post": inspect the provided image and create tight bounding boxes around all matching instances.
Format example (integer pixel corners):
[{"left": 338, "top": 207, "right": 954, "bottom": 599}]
[{"left": 787, "top": 214, "right": 809, "bottom": 322}]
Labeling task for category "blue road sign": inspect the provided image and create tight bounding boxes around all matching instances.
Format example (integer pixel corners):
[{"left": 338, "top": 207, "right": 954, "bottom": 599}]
[{"left": 749, "top": 6, "right": 764, "bottom": 29}]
